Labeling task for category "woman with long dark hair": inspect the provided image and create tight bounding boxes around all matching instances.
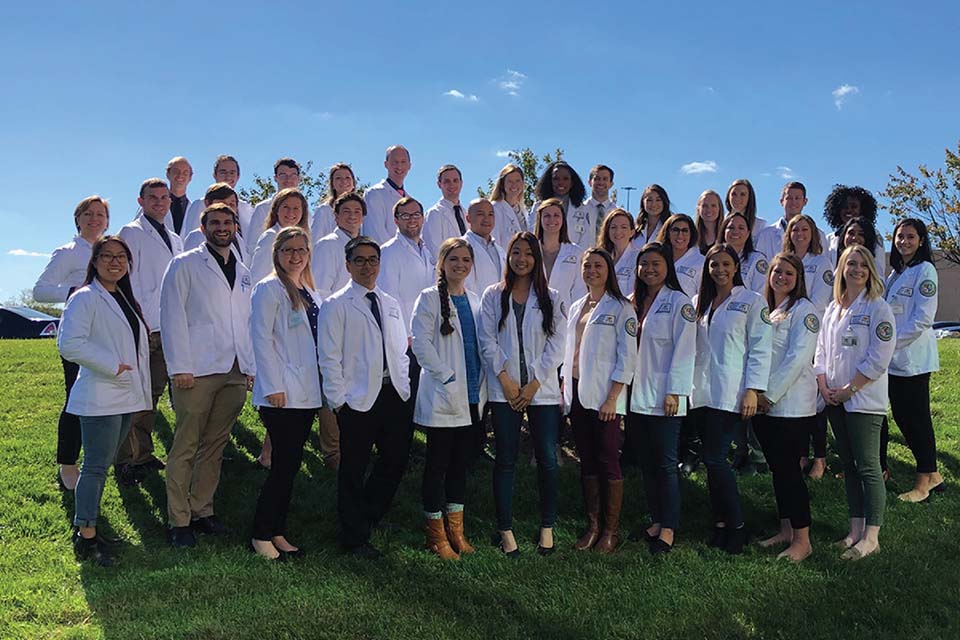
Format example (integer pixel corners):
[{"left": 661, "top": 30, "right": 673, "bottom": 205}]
[
  {"left": 725, "top": 179, "right": 767, "bottom": 237},
  {"left": 656, "top": 213, "right": 701, "bottom": 297},
  {"left": 57, "top": 235, "right": 151, "bottom": 566},
  {"left": 885, "top": 218, "right": 943, "bottom": 502},
  {"left": 599, "top": 208, "right": 641, "bottom": 298},
  {"left": 695, "top": 190, "right": 724, "bottom": 254},
  {"left": 35, "top": 196, "right": 110, "bottom": 491},
  {"left": 534, "top": 197, "right": 586, "bottom": 313},
  {"left": 479, "top": 232, "right": 566, "bottom": 557},
  {"left": 312, "top": 162, "right": 357, "bottom": 243},
  {"left": 719, "top": 212, "right": 768, "bottom": 294},
  {"left": 412, "top": 237, "right": 486, "bottom": 560},
  {"left": 628, "top": 242, "right": 696, "bottom": 554},
  {"left": 563, "top": 248, "right": 637, "bottom": 553},
  {"left": 632, "top": 184, "right": 670, "bottom": 247}
]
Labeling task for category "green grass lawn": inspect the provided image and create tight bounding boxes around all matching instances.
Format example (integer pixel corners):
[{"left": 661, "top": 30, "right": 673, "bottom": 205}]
[{"left": 1, "top": 339, "right": 958, "bottom": 640}]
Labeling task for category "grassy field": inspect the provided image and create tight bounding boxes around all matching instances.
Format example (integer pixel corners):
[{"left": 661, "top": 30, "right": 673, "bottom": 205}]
[{"left": 1, "top": 339, "right": 958, "bottom": 640}]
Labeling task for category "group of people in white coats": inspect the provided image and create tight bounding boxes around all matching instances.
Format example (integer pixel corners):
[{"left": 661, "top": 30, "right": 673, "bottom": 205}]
[{"left": 37, "top": 144, "right": 944, "bottom": 566}]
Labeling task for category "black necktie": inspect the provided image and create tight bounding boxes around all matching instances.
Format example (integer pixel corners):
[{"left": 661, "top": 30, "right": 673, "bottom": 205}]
[
  {"left": 366, "top": 292, "right": 388, "bottom": 373},
  {"left": 453, "top": 205, "right": 466, "bottom": 235}
]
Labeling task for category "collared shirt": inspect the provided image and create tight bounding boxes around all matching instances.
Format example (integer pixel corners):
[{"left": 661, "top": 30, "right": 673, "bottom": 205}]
[
  {"left": 206, "top": 242, "right": 237, "bottom": 289},
  {"left": 476, "top": 233, "right": 502, "bottom": 275},
  {"left": 143, "top": 214, "right": 173, "bottom": 252},
  {"left": 386, "top": 178, "right": 405, "bottom": 196},
  {"left": 170, "top": 194, "right": 190, "bottom": 235}
]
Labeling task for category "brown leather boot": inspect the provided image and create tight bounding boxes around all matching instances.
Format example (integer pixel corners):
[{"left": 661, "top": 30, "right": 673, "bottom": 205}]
[
  {"left": 425, "top": 518, "right": 460, "bottom": 560},
  {"left": 574, "top": 475, "right": 601, "bottom": 551},
  {"left": 444, "top": 510, "right": 475, "bottom": 554},
  {"left": 594, "top": 479, "right": 623, "bottom": 554}
]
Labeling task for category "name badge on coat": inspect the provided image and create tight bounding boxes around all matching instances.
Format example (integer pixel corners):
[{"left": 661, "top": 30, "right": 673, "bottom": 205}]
[
  {"left": 241, "top": 275, "right": 252, "bottom": 292},
  {"left": 655, "top": 302, "right": 673, "bottom": 314},
  {"left": 592, "top": 313, "right": 616, "bottom": 326},
  {"left": 850, "top": 314, "right": 871, "bottom": 326},
  {"left": 727, "top": 301, "right": 750, "bottom": 314}
]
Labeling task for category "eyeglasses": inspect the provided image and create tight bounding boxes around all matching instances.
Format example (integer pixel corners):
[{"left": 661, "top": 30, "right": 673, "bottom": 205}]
[
  {"left": 98, "top": 252, "right": 128, "bottom": 263},
  {"left": 396, "top": 212, "right": 423, "bottom": 220},
  {"left": 670, "top": 227, "right": 691, "bottom": 235},
  {"left": 349, "top": 256, "right": 380, "bottom": 267},
  {"left": 280, "top": 247, "right": 309, "bottom": 257}
]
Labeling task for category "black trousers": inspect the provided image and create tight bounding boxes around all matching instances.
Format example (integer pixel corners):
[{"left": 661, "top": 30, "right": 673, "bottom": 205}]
[
  {"left": 806, "top": 411, "right": 828, "bottom": 459},
  {"left": 57, "top": 357, "right": 82, "bottom": 465},
  {"left": 889, "top": 373, "right": 938, "bottom": 473},
  {"left": 407, "top": 348, "right": 421, "bottom": 407},
  {"left": 337, "top": 384, "right": 413, "bottom": 549},
  {"left": 753, "top": 414, "right": 812, "bottom": 529},
  {"left": 421, "top": 405, "right": 481, "bottom": 513},
  {"left": 252, "top": 407, "right": 316, "bottom": 540}
]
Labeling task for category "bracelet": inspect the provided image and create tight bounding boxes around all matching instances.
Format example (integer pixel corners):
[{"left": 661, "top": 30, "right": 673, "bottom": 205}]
[{"left": 848, "top": 383, "right": 859, "bottom": 394}]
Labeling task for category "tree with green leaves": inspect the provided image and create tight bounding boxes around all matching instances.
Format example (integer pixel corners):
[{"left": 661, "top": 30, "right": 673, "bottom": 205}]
[
  {"left": 882, "top": 141, "right": 960, "bottom": 265},
  {"left": 478, "top": 147, "right": 565, "bottom": 208}
]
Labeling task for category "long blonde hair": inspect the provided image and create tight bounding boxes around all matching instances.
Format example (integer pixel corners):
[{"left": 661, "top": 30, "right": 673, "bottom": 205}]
[
  {"left": 834, "top": 244, "right": 884, "bottom": 303},
  {"left": 272, "top": 227, "right": 315, "bottom": 310}
]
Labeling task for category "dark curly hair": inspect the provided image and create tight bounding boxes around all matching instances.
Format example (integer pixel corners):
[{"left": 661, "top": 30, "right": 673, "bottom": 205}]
[{"left": 823, "top": 184, "right": 878, "bottom": 231}]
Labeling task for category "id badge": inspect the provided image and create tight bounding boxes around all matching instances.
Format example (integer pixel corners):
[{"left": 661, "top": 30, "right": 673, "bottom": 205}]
[
  {"left": 890, "top": 302, "right": 905, "bottom": 315},
  {"left": 841, "top": 334, "right": 858, "bottom": 348}
]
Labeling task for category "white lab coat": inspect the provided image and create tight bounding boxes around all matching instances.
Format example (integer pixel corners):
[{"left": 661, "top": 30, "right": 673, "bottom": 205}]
[
  {"left": 250, "top": 276, "right": 323, "bottom": 409},
  {"left": 317, "top": 281, "right": 411, "bottom": 411},
  {"left": 801, "top": 252, "right": 835, "bottom": 316},
  {"left": 182, "top": 229, "right": 248, "bottom": 266},
  {"left": 492, "top": 199, "right": 528, "bottom": 250},
  {"left": 673, "top": 248, "right": 704, "bottom": 298},
  {"left": 249, "top": 225, "right": 281, "bottom": 286},
  {"left": 827, "top": 232, "right": 886, "bottom": 277},
  {"left": 463, "top": 230, "right": 506, "bottom": 297},
  {"left": 814, "top": 291, "right": 896, "bottom": 415},
  {"left": 57, "top": 279, "right": 152, "bottom": 416},
  {"left": 692, "top": 286, "right": 773, "bottom": 413},
  {"left": 629, "top": 287, "right": 696, "bottom": 416},
  {"left": 478, "top": 283, "right": 566, "bottom": 405},
  {"left": 754, "top": 217, "right": 829, "bottom": 264},
  {"left": 378, "top": 233, "right": 436, "bottom": 337},
  {"left": 885, "top": 261, "right": 939, "bottom": 376},
  {"left": 311, "top": 228, "right": 353, "bottom": 300},
  {"left": 530, "top": 199, "right": 584, "bottom": 243},
  {"left": 562, "top": 292, "right": 637, "bottom": 415},
  {"left": 183, "top": 197, "right": 254, "bottom": 244},
  {"left": 423, "top": 198, "right": 467, "bottom": 258},
  {"left": 33, "top": 236, "right": 94, "bottom": 303},
  {"left": 363, "top": 179, "right": 404, "bottom": 245},
  {"left": 764, "top": 297, "right": 820, "bottom": 418},
  {"left": 568, "top": 197, "right": 612, "bottom": 248},
  {"left": 613, "top": 245, "right": 641, "bottom": 299},
  {"left": 545, "top": 243, "right": 586, "bottom": 315},
  {"left": 119, "top": 214, "right": 184, "bottom": 332},
  {"left": 411, "top": 286, "right": 488, "bottom": 427},
  {"left": 739, "top": 249, "right": 769, "bottom": 294},
  {"left": 631, "top": 219, "right": 665, "bottom": 249},
  {"left": 246, "top": 199, "right": 273, "bottom": 257},
  {"left": 159, "top": 244, "right": 255, "bottom": 377},
  {"left": 311, "top": 203, "right": 336, "bottom": 246}
]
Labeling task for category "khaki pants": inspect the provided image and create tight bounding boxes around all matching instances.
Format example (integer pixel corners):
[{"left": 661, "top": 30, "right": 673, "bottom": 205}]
[
  {"left": 165, "top": 362, "right": 247, "bottom": 527},
  {"left": 318, "top": 406, "right": 340, "bottom": 470},
  {"left": 117, "top": 332, "right": 168, "bottom": 466}
]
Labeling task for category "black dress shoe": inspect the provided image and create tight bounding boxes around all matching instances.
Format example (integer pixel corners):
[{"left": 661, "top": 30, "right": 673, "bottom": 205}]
[
  {"left": 649, "top": 538, "right": 673, "bottom": 555},
  {"left": 725, "top": 527, "right": 749, "bottom": 555},
  {"left": 191, "top": 515, "right": 231, "bottom": 536},
  {"left": 537, "top": 543, "right": 555, "bottom": 557},
  {"left": 707, "top": 526, "right": 727, "bottom": 549},
  {"left": 279, "top": 547, "right": 306, "bottom": 561},
  {"left": 169, "top": 526, "right": 197, "bottom": 548},
  {"left": 141, "top": 457, "right": 166, "bottom": 471},
  {"left": 116, "top": 464, "right": 142, "bottom": 487},
  {"left": 73, "top": 530, "right": 113, "bottom": 566},
  {"left": 498, "top": 543, "right": 521, "bottom": 558},
  {"left": 347, "top": 542, "right": 383, "bottom": 560}
]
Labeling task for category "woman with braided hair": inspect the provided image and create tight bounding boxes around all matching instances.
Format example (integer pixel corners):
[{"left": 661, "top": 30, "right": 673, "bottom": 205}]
[{"left": 411, "top": 237, "right": 487, "bottom": 560}]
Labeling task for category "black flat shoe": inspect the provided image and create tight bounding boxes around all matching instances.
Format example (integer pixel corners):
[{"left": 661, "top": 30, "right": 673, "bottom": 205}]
[
  {"left": 498, "top": 542, "right": 521, "bottom": 558},
  {"left": 707, "top": 526, "right": 727, "bottom": 549},
  {"left": 191, "top": 515, "right": 231, "bottom": 536},
  {"left": 931, "top": 482, "right": 946, "bottom": 494},
  {"left": 347, "top": 542, "right": 383, "bottom": 560},
  {"left": 537, "top": 544, "right": 555, "bottom": 557},
  {"left": 649, "top": 538, "right": 673, "bottom": 555},
  {"left": 279, "top": 548, "right": 306, "bottom": 561},
  {"left": 725, "top": 527, "right": 749, "bottom": 555},
  {"left": 73, "top": 530, "right": 113, "bottom": 566},
  {"left": 168, "top": 526, "right": 197, "bottom": 549}
]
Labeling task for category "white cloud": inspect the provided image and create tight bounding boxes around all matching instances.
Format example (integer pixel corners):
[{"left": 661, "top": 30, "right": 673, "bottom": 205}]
[
  {"left": 680, "top": 160, "right": 718, "bottom": 175},
  {"left": 777, "top": 166, "right": 797, "bottom": 179},
  {"left": 702, "top": 86, "right": 716, "bottom": 95},
  {"left": 444, "top": 89, "right": 479, "bottom": 102},
  {"left": 495, "top": 150, "right": 512, "bottom": 158},
  {"left": 497, "top": 69, "right": 527, "bottom": 96},
  {"left": 832, "top": 84, "right": 860, "bottom": 110},
  {"left": 8, "top": 249, "right": 50, "bottom": 258}
]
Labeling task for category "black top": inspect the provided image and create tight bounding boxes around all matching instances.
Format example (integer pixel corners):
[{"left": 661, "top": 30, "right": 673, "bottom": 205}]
[
  {"left": 299, "top": 288, "right": 320, "bottom": 347},
  {"left": 206, "top": 243, "right": 237, "bottom": 289},
  {"left": 110, "top": 290, "right": 141, "bottom": 353},
  {"left": 512, "top": 298, "right": 528, "bottom": 386},
  {"left": 143, "top": 214, "right": 173, "bottom": 253},
  {"left": 170, "top": 195, "right": 189, "bottom": 235}
]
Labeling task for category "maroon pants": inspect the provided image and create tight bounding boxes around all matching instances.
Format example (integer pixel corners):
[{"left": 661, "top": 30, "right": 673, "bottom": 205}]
[{"left": 570, "top": 379, "right": 623, "bottom": 481}]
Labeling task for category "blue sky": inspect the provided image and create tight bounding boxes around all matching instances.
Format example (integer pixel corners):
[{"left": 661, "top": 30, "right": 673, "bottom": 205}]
[{"left": 2, "top": 0, "right": 958, "bottom": 301}]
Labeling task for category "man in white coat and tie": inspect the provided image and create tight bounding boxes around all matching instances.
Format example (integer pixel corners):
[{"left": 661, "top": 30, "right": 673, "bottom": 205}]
[
  {"left": 116, "top": 178, "right": 183, "bottom": 483},
  {"left": 573, "top": 164, "right": 616, "bottom": 248},
  {"left": 463, "top": 198, "right": 506, "bottom": 295},
  {"left": 318, "top": 236, "right": 412, "bottom": 559},
  {"left": 422, "top": 164, "right": 468, "bottom": 257},
  {"left": 363, "top": 145, "right": 411, "bottom": 244},
  {"left": 160, "top": 203, "right": 255, "bottom": 548}
]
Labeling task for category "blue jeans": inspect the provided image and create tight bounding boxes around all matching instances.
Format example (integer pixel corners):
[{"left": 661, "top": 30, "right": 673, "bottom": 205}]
[
  {"left": 632, "top": 413, "right": 682, "bottom": 530},
  {"left": 699, "top": 408, "right": 744, "bottom": 528},
  {"left": 491, "top": 402, "right": 560, "bottom": 530},
  {"left": 74, "top": 413, "right": 133, "bottom": 528}
]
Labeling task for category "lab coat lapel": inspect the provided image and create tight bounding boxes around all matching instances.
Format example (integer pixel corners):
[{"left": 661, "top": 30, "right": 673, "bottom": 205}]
[{"left": 200, "top": 244, "right": 232, "bottom": 290}]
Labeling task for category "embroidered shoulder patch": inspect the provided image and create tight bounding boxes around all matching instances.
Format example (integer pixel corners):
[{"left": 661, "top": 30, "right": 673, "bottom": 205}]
[
  {"left": 919, "top": 279, "right": 937, "bottom": 297},
  {"left": 876, "top": 321, "right": 893, "bottom": 341},
  {"left": 823, "top": 270, "right": 835, "bottom": 285},
  {"left": 804, "top": 313, "right": 820, "bottom": 333},
  {"left": 625, "top": 317, "right": 638, "bottom": 337},
  {"left": 681, "top": 303, "right": 696, "bottom": 323},
  {"left": 756, "top": 259, "right": 769, "bottom": 274},
  {"left": 760, "top": 307, "right": 772, "bottom": 325}
]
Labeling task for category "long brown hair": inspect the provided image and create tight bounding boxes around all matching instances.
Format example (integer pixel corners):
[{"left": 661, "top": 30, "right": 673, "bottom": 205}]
[
  {"left": 534, "top": 198, "right": 571, "bottom": 244},
  {"left": 695, "top": 190, "right": 723, "bottom": 254},
  {"left": 324, "top": 162, "right": 357, "bottom": 205},
  {"left": 719, "top": 212, "right": 757, "bottom": 258},
  {"left": 490, "top": 163, "right": 524, "bottom": 202},
  {"left": 781, "top": 214, "right": 823, "bottom": 256},
  {"left": 764, "top": 252, "right": 808, "bottom": 315},
  {"left": 265, "top": 188, "right": 310, "bottom": 232},
  {"left": 83, "top": 235, "right": 147, "bottom": 328},
  {"left": 632, "top": 242, "right": 683, "bottom": 309},
  {"left": 436, "top": 237, "right": 475, "bottom": 336},
  {"left": 695, "top": 243, "right": 745, "bottom": 320},
  {"left": 272, "top": 227, "right": 316, "bottom": 311},
  {"left": 582, "top": 247, "right": 626, "bottom": 302},
  {"left": 598, "top": 208, "right": 633, "bottom": 253},
  {"left": 498, "top": 232, "right": 555, "bottom": 336}
]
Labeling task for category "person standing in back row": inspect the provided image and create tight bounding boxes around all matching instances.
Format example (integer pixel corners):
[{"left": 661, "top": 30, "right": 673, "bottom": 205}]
[
  {"left": 246, "top": 158, "right": 302, "bottom": 256},
  {"left": 182, "top": 155, "right": 255, "bottom": 237},
  {"left": 423, "top": 164, "right": 467, "bottom": 257},
  {"left": 160, "top": 203, "right": 255, "bottom": 548},
  {"left": 364, "top": 145, "right": 411, "bottom": 245},
  {"left": 571, "top": 164, "right": 615, "bottom": 248}
]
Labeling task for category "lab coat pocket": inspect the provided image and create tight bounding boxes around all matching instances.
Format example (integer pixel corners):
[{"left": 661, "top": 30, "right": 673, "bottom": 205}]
[
  {"left": 283, "top": 364, "right": 309, "bottom": 405},
  {"left": 190, "top": 322, "right": 216, "bottom": 364},
  {"left": 435, "top": 380, "right": 462, "bottom": 417}
]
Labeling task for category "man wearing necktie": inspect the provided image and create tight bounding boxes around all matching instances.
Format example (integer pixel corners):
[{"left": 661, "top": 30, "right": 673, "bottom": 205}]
[
  {"left": 317, "top": 237, "right": 413, "bottom": 559},
  {"left": 583, "top": 165, "right": 616, "bottom": 248},
  {"left": 423, "top": 164, "right": 467, "bottom": 257}
]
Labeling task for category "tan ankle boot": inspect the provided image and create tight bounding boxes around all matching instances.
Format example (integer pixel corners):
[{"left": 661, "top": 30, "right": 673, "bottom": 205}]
[
  {"left": 594, "top": 479, "right": 623, "bottom": 554},
  {"left": 425, "top": 518, "right": 459, "bottom": 560},
  {"left": 574, "top": 476, "right": 601, "bottom": 550},
  {"left": 444, "top": 510, "right": 474, "bottom": 554}
]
